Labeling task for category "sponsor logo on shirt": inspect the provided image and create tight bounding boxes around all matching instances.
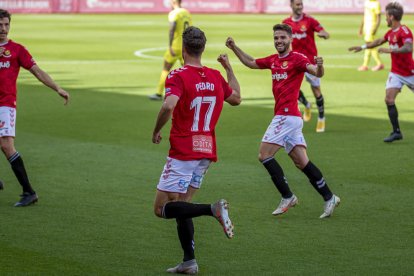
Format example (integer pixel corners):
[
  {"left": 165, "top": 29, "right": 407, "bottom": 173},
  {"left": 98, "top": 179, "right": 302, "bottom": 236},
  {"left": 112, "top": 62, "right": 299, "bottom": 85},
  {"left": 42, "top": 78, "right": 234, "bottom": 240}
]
[
  {"left": 272, "top": 72, "right": 288, "bottom": 81},
  {"left": 0, "top": 61, "right": 10, "bottom": 69},
  {"left": 0, "top": 48, "right": 11, "bottom": 58},
  {"left": 292, "top": 32, "right": 307, "bottom": 39},
  {"left": 198, "top": 71, "right": 206, "bottom": 78},
  {"left": 195, "top": 82, "right": 215, "bottom": 92},
  {"left": 192, "top": 135, "right": 213, "bottom": 154}
]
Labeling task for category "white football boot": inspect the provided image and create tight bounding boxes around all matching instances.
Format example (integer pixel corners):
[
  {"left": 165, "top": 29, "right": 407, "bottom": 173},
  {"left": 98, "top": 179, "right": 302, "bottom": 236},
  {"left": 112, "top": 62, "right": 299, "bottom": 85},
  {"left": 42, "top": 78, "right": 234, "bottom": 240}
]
[
  {"left": 320, "top": 194, "right": 341, "bottom": 218},
  {"left": 211, "top": 199, "right": 234, "bottom": 239},
  {"left": 272, "top": 194, "right": 298, "bottom": 216},
  {"left": 166, "top": 260, "right": 198, "bottom": 275}
]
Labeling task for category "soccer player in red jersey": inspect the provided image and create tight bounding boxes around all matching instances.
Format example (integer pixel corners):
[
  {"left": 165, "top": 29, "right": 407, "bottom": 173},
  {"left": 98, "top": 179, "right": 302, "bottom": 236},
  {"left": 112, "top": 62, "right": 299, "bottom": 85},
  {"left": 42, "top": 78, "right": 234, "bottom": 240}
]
[
  {"left": 349, "top": 2, "right": 414, "bottom": 143},
  {"left": 0, "top": 9, "right": 69, "bottom": 206},
  {"left": 226, "top": 24, "right": 340, "bottom": 219},
  {"left": 152, "top": 26, "right": 241, "bottom": 274},
  {"left": 283, "top": 0, "right": 330, "bottom": 132}
]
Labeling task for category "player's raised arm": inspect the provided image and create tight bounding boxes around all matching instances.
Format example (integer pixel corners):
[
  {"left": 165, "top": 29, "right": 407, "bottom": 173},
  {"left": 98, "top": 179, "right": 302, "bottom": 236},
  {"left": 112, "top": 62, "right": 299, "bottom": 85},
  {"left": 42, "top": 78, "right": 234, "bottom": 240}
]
[
  {"left": 217, "top": 54, "right": 241, "bottom": 106},
  {"left": 29, "top": 65, "right": 69, "bottom": 105},
  {"left": 225, "top": 37, "right": 260, "bottom": 69},
  {"left": 348, "top": 37, "right": 386, "bottom": 52},
  {"left": 306, "top": 56, "right": 324, "bottom": 78}
]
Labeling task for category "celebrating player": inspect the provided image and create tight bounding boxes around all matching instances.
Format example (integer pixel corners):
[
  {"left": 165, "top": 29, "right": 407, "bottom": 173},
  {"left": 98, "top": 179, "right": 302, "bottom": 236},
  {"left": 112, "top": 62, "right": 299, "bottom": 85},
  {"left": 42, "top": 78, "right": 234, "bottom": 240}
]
[
  {"left": 226, "top": 24, "right": 340, "bottom": 219},
  {"left": 283, "top": 0, "right": 329, "bottom": 132},
  {"left": 149, "top": 0, "right": 192, "bottom": 100},
  {"left": 357, "top": 0, "right": 384, "bottom": 71},
  {"left": 349, "top": 2, "right": 414, "bottom": 142},
  {"left": 0, "top": 9, "right": 69, "bottom": 206},
  {"left": 152, "top": 26, "right": 241, "bottom": 274}
]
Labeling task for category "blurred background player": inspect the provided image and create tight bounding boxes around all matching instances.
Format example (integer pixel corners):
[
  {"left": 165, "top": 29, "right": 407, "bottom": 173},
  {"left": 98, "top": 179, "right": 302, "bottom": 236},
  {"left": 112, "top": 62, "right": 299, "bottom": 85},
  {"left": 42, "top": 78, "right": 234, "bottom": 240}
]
[
  {"left": 0, "top": 9, "right": 69, "bottom": 206},
  {"left": 152, "top": 26, "right": 241, "bottom": 274},
  {"left": 226, "top": 24, "right": 340, "bottom": 219},
  {"left": 349, "top": 2, "right": 414, "bottom": 143},
  {"left": 283, "top": 0, "right": 329, "bottom": 132},
  {"left": 148, "top": 0, "right": 192, "bottom": 100},
  {"left": 357, "top": 0, "right": 384, "bottom": 71}
]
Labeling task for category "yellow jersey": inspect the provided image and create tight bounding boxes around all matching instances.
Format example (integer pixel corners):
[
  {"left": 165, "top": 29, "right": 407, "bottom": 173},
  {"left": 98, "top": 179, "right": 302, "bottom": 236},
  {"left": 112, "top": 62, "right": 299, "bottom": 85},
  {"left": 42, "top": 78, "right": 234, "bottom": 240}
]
[
  {"left": 364, "top": 0, "right": 381, "bottom": 33},
  {"left": 168, "top": 7, "right": 192, "bottom": 50}
]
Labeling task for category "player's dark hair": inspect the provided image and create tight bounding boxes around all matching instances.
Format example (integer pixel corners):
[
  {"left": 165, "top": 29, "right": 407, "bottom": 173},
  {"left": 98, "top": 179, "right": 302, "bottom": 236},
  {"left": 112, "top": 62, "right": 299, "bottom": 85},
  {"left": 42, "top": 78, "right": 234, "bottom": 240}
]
[
  {"left": 273, "top": 24, "right": 292, "bottom": 36},
  {"left": 0, "top": 9, "right": 11, "bottom": 22},
  {"left": 183, "top": 26, "right": 206, "bottom": 57},
  {"left": 386, "top": 1, "right": 404, "bottom": 21}
]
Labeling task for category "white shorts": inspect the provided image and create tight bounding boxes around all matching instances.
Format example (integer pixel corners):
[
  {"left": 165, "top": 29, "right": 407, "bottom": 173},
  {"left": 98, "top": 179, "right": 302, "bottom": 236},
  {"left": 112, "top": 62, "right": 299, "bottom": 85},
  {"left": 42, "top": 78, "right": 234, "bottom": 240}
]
[
  {"left": 305, "top": 72, "right": 321, "bottom": 87},
  {"left": 157, "top": 157, "right": 211, "bottom": 194},
  {"left": 385, "top": 72, "right": 414, "bottom": 92},
  {"left": 0, "top": 107, "right": 16, "bottom": 137},
  {"left": 262, "top": 115, "right": 307, "bottom": 153}
]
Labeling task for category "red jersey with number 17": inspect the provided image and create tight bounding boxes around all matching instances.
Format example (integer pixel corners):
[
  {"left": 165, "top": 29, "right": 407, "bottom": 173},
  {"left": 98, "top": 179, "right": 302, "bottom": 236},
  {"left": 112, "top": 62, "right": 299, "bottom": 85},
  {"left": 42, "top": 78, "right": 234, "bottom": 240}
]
[
  {"left": 256, "top": 51, "right": 310, "bottom": 117},
  {"left": 165, "top": 65, "right": 233, "bottom": 162},
  {"left": 384, "top": 25, "right": 414, "bottom": 76},
  {"left": 0, "top": 40, "right": 36, "bottom": 108},
  {"left": 283, "top": 14, "right": 324, "bottom": 63}
]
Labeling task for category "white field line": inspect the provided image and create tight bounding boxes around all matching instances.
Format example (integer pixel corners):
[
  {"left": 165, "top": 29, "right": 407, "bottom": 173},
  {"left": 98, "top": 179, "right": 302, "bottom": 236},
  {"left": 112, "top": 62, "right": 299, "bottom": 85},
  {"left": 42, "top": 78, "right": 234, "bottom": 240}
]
[{"left": 36, "top": 46, "right": 362, "bottom": 69}]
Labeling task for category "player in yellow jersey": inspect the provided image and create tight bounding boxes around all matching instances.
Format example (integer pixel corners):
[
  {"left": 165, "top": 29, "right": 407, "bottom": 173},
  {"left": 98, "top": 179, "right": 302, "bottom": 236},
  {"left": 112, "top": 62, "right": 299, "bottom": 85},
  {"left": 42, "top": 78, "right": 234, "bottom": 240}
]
[
  {"left": 358, "top": 0, "right": 384, "bottom": 71},
  {"left": 149, "top": 0, "right": 192, "bottom": 100}
]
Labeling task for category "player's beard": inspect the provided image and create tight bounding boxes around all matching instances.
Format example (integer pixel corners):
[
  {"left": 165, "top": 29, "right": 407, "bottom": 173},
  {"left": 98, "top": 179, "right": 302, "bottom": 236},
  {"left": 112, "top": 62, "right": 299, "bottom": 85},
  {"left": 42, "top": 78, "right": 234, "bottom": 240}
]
[
  {"left": 0, "top": 33, "right": 8, "bottom": 43},
  {"left": 276, "top": 42, "right": 289, "bottom": 55}
]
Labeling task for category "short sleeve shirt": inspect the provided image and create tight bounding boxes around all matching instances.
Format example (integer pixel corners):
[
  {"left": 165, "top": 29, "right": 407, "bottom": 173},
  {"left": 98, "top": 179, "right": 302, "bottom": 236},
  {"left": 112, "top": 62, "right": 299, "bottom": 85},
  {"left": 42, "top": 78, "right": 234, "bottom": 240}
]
[
  {"left": 364, "top": 0, "right": 381, "bottom": 32},
  {"left": 168, "top": 8, "right": 192, "bottom": 50},
  {"left": 165, "top": 65, "right": 233, "bottom": 162},
  {"left": 283, "top": 14, "right": 324, "bottom": 63},
  {"left": 0, "top": 40, "right": 36, "bottom": 108},
  {"left": 384, "top": 25, "right": 414, "bottom": 76},
  {"left": 256, "top": 52, "right": 310, "bottom": 117}
]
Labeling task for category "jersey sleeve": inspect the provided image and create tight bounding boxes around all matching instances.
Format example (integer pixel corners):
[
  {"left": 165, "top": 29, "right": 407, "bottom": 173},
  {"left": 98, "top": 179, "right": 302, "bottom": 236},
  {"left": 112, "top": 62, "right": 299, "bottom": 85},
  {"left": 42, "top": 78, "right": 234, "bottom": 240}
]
[
  {"left": 311, "top": 17, "right": 324, "bottom": 32},
  {"left": 383, "top": 29, "right": 391, "bottom": 41},
  {"left": 374, "top": 2, "right": 381, "bottom": 14},
  {"left": 168, "top": 10, "right": 178, "bottom": 23},
  {"left": 165, "top": 72, "right": 184, "bottom": 98},
  {"left": 297, "top": 54, "right": 311, "bottom": 73},
  {"left": 255, "top": 55, "right": 272, "bottom": 69},
  {"left": 401, "top": 26, "right": 413, "bottom": 44},
  {"left": 18, "top": 46, "right": 36, "bottom": 70}
]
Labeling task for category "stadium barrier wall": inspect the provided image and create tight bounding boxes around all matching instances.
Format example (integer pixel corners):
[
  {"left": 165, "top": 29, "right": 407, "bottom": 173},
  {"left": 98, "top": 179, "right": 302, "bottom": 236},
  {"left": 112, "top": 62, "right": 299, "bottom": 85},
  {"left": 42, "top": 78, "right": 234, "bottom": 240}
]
[{"left": 1, "top": 0, "right": 413, "bottom": 14}]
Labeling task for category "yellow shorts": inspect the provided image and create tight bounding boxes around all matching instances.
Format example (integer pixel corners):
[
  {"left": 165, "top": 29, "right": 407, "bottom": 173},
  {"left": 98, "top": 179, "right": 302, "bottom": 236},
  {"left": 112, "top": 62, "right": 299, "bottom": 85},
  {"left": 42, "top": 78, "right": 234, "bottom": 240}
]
[{"left": 164, "top": 48, "right": 184, "bottom": 65}]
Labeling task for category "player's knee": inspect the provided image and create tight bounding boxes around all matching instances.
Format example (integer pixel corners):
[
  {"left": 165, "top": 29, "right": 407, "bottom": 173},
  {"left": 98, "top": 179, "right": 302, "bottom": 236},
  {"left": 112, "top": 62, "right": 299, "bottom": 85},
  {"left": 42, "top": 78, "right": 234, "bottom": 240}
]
[
  {"left": 385, "top": 97, "right": 395, "bottom": 106},
  {"left": 0, "top": 142, "right": 14, "bottom": 157},
  {"left": 293, "top": 160, "right": 306, "bottom": 170},
  {"left": 154, "top": 205, "right": 164, "bottom": 218},
  {"left": 258, "top": 153, "right": 266, "bottom": 162},
  {"left": 258, "top": 152, "right": 273, "bottom": 163}
]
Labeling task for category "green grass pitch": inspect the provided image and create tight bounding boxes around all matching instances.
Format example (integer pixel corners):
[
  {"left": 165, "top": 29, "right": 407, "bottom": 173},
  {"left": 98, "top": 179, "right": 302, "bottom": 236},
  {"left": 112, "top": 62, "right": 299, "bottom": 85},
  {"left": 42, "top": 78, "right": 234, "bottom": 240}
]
[{"left": 0, "top": 13, "right": 413, "bottom": 274}]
